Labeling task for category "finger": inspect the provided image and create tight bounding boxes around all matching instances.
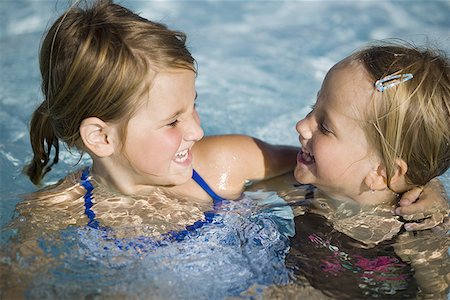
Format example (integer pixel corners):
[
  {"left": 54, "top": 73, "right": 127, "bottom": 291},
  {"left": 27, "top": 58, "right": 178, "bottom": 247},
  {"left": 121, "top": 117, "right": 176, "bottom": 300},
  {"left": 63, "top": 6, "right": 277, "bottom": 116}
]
[
  {"left": 398, "top": 187, "right": 423, "bottom": 207},
  {"left": 404, "top": 213, "right": 444, "bottom": 231},
  {"left": 395, "top": 203, "right": 429, "bottom": 216},
  {"left": 431, "top": 224, "right": 449, "bottom": 236},
  {"left": 400, "top": 212, "right": 427, "bottom": 221}
]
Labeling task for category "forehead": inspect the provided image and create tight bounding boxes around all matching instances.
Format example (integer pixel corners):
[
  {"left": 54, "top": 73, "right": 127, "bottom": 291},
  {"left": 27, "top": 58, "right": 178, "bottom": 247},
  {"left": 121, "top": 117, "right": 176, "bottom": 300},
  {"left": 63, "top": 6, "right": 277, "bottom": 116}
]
[
  {"left": 321, "top": 60, "right": 374, "bottom": 117},
  {"left": 146, "top": 69, "right": 195, "bottom": 101}
]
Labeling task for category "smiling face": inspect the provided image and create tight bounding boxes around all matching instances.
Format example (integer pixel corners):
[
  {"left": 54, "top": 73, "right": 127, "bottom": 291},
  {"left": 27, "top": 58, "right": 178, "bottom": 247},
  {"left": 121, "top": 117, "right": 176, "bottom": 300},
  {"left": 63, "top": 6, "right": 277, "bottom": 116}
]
[
  {"left": 294, "top": 60, "right": 380, "bottom": 203},
  {"left": 111, "top": 69, "right": 204, "bottom": 189}
]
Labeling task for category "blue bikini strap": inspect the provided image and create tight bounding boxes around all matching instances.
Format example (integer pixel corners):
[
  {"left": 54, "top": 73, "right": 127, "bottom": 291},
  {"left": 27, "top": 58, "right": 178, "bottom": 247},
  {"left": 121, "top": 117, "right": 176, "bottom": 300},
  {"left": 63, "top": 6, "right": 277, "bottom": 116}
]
[
  {"left": 192, "top": 169, "right": 226, "bottom": 207},
  {"left": 80, "top": 167, "right": 100, "bottom": 229}
]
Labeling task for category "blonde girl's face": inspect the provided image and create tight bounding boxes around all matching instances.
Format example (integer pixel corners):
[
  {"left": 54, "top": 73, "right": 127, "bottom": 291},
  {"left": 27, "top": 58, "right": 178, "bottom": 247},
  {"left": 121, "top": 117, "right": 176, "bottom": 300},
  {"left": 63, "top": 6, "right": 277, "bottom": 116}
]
[
  {"left": 294, "top": 61, "right": 377, "bottom": 203},
  {"left": 115, "top": 69, "right": 204, "bottom": 187}
]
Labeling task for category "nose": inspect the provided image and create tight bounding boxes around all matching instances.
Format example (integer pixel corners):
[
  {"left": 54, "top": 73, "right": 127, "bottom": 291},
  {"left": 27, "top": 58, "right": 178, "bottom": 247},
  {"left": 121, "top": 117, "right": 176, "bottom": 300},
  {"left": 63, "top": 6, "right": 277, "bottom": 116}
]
[
  {"left": 184, "top": 111, "right": 204, "bottom": 142},
  {"left": 296, "top": 116, "right": 313, "bottom": 145}
]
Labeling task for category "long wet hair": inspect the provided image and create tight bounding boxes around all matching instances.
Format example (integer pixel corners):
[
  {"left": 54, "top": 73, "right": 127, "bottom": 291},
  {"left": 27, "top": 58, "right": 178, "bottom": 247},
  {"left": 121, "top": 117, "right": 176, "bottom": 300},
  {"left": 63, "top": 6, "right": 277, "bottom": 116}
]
[
  {"left": 352, "top": 42, "right": 450, "bottom": 187},
  {"left": 25, "top": 0, "right": 195, "bottom": 185}
]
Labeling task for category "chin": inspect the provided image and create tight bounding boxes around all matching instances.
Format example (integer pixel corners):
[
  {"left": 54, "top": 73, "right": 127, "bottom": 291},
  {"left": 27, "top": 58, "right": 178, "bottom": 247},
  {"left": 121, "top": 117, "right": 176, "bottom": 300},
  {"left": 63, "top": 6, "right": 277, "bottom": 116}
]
[
  {"left": 294, "top": 166, "right": 311, "bottom": 184},
  {"left": 171, "top": 167, "right": 194, "bottom": 184}
]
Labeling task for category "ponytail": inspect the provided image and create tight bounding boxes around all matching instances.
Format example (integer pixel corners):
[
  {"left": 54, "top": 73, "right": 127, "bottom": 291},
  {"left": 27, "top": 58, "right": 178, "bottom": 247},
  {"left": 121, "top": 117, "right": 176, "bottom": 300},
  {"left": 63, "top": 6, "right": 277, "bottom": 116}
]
[{"left": 25, "top": 102, "right": 60, "bottom": 185}]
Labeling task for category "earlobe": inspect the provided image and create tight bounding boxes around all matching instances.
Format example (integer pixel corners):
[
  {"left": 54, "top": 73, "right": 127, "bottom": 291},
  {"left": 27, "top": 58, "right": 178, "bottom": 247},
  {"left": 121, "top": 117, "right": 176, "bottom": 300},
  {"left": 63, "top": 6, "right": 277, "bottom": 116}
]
[{"left": 79, "top": 117, "right": 115, "bottom": 157}]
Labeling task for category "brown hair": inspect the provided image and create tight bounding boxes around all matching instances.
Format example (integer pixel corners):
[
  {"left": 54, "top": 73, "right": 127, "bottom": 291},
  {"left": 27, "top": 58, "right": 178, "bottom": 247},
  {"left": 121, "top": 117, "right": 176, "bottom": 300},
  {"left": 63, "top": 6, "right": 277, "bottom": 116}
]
[
  {"left": 352, "top": 42, "right": 450, "bottom": 187},
  {"left": 25, "top": 0, "right": 195, "bottom": 185}
]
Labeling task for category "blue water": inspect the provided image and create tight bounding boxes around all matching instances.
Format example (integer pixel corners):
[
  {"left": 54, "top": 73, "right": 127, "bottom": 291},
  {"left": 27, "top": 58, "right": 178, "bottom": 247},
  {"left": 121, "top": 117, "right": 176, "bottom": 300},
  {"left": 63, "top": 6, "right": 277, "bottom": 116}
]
[{"left": 1, "top": 0, "right": 449, "bottom": 298}]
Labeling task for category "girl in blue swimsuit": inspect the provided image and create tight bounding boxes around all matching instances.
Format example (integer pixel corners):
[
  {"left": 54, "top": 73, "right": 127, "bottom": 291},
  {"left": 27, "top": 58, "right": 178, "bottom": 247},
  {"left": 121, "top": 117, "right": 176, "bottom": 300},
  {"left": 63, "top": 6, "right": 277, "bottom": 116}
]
[{"left": 18, "top": 0, "right": 298, "bottom": 238}]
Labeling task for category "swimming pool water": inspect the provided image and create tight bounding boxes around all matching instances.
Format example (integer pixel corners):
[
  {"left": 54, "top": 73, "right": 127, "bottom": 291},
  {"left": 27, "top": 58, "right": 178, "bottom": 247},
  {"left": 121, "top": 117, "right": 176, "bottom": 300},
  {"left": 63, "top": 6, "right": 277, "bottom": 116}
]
[
  {"left": 4, "top": 193, "right": 294, "bottom": 299},
  {"left": 1, "top": 0, "right": 449, "bottom": 298}
]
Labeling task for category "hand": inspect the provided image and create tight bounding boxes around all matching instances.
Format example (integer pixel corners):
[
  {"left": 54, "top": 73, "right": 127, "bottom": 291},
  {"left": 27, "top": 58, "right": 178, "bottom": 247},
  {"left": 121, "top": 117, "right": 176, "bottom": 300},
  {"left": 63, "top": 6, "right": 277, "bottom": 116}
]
[{"left": 395, "top": 179, "right": 449, "bottom": 231}]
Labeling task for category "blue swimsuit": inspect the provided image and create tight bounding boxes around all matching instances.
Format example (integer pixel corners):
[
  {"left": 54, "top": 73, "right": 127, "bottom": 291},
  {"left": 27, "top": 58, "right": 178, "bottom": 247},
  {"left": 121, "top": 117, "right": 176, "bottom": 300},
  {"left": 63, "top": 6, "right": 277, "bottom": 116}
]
[{"left": 80, "top": 167, "right": 226, "bottom": 242}]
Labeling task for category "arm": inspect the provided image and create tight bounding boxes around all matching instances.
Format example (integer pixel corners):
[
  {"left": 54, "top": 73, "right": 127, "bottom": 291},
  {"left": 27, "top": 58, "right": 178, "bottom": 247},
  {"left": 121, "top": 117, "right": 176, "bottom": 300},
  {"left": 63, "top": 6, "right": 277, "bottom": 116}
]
[
  {"left": 192, "top": 134, "right": 298, "bottom": 198},
  {"left": 396, "top": 178, "right": 449, "bottom": 231},
  {"left": 394, "top": 230, "right": 450, "bottom": 298},
  {"left": 252, "top": 137, "right": 299, "bottom": 179}
]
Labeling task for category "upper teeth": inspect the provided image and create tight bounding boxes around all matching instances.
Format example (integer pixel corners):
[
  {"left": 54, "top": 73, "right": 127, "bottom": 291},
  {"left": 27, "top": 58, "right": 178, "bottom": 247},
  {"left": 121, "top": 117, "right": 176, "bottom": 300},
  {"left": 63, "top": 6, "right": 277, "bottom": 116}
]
[
  {"left": 302, "top": 150, "right": 313, "bottom": 162},
  {"left": 175, "top": 149, "right": 188, "bottom": 162}
]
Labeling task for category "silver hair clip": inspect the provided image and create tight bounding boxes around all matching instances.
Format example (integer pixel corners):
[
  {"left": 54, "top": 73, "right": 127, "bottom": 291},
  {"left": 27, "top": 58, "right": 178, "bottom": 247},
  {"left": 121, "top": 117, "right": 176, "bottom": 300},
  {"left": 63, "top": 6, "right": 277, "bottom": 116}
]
[{"left": 375, "top": 73, "right": 413, "bottom": 92}]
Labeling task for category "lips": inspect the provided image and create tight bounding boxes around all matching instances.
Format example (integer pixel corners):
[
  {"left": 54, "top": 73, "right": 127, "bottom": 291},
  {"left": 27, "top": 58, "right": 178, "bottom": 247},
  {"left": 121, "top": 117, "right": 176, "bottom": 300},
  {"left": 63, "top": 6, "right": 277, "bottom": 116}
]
[{"left": 297, "top": 148, "right": 315, "bottom": 165}]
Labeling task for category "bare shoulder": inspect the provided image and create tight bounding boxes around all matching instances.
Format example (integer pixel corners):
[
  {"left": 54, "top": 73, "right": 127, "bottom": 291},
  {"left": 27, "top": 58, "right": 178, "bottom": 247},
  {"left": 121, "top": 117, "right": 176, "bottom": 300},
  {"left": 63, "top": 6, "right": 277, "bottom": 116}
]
[
  {"left": 16, "top": 171, "right": 86, "bottom": 232},
  {"left": 193, "top": 134, "right": 264, "bottom": 169},
  {"left": 21, "top": 171, "right": 85, "bottom": 204},
  {"left": 192, "top": 134, "right": 298, "bottom": 199},
  {"left": 192, "top": 135, "right": 265, "bottom": 198}
]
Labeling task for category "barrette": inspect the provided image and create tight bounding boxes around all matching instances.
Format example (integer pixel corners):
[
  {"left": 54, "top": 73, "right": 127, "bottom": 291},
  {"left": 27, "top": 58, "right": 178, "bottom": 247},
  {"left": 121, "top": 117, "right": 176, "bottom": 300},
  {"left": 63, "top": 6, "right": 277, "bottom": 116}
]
[{"left": 375, "top": 73, "right": 413, "bottom": 92}]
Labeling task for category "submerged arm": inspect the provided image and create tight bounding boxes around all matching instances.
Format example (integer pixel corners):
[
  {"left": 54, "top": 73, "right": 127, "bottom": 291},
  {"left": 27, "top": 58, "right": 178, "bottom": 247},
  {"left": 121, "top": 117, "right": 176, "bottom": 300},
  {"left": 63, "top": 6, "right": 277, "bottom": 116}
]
[{"left": 394, "top": 230, "right": 450, "bottom": 298}]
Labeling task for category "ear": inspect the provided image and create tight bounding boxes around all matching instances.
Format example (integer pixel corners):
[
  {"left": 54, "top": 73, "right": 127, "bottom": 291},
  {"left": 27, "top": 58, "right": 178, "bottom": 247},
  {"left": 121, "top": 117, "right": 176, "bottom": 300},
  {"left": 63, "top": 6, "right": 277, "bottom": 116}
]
[
  {"left": 79, "top": 117, "right": 116, "bottom": 157},
  {"left": 363, "top": 159, "right": 408, "bottom": 192},
  {"left": 364, "top": 164, "right": 388, "bottom": 191},
  {"left": 388, "top": 158, "right": 408, "bottom": 189}
]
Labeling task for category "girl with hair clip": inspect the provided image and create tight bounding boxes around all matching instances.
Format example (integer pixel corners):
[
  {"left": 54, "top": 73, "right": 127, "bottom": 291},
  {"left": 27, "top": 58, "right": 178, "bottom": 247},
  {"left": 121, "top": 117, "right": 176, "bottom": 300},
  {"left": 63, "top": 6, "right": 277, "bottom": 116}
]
[{"left": 266, "top": 42, "right": 449, "bottom": 298}]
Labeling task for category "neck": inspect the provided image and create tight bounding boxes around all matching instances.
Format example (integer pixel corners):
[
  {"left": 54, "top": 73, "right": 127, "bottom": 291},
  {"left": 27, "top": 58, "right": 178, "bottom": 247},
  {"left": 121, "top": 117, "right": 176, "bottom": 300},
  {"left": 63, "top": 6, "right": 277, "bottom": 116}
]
[
  {"left": 356, "top": 188, "right": 399, "bottom": 206},
  {"left": 90, "top": 160, "right": 157, "bottom": 195},
  {"left": 319, "top": 187, "right": 398, "bottom": 207}
]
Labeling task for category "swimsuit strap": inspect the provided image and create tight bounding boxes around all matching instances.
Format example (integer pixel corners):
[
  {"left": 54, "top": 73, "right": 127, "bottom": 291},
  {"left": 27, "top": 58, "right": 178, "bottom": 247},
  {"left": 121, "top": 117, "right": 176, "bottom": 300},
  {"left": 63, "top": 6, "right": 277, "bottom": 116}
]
[
  {"left": 192, "top": 169, "right": 226, "bottom": 207},
  {"left": 79, "top": 167, "right": 226, "bottom": 247},
  {"left": 80, "top": 167, "right": 100, "bottom": 229}
]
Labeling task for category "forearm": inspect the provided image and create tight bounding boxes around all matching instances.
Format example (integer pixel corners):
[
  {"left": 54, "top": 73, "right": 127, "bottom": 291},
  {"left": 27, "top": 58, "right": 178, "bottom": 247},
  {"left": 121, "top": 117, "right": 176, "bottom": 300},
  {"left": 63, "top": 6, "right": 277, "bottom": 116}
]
[{"left": 253, "top": 138, "right": 299, "bottom": 180}]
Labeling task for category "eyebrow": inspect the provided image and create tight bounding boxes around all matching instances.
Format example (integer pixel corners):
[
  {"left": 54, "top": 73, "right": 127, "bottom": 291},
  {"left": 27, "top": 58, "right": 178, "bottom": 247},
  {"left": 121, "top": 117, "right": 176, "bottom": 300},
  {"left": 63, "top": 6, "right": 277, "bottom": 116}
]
[
  {"left": 314, "top": 100, "right": 335, "bottom": 128},
  {"left": 322, "top": 107, "right": 340, "bottom": 135},
  {"left": 164, "top": 111, "right": 181, "bottom": 121}
]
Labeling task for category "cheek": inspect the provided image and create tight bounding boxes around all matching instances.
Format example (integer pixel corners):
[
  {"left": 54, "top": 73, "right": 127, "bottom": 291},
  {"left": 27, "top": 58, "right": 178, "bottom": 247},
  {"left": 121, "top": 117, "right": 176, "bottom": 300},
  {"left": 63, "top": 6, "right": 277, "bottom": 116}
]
[
  {"left": 313, "top": 138, "right": 336, "bottom": 162},
  {"left": 317, "top": 138, "right": 370, "bottom": 180},
  {"left": 313, "top": 138, "right": 352, "bottom": 178},
  {"left": 123, "top": 130, "right": 182, "bottom": 170},
  {"left": 159, "top": 129, "right": 184, "bottom": 155}
]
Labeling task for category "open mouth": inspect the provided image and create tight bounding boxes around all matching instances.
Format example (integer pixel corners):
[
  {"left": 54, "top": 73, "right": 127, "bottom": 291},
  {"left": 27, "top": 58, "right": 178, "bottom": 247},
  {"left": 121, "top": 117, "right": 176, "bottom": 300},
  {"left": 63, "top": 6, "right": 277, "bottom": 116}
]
[
  {"left": 174, "top": 149, "right": 189, "bottom": 163},
  {"left": 297, "top": 148, "right": 315, "bottom": 165}
]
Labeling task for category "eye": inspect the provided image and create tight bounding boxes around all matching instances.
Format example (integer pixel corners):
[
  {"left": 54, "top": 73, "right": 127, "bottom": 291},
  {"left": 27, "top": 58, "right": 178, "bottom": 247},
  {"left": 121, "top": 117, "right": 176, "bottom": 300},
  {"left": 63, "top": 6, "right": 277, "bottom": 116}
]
[
  {"left": 319, "top": 122, "right": 332, "bottom": 134},
  {"left": 167, "top": 119, "right": 179, "bottom": 127}
]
